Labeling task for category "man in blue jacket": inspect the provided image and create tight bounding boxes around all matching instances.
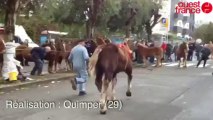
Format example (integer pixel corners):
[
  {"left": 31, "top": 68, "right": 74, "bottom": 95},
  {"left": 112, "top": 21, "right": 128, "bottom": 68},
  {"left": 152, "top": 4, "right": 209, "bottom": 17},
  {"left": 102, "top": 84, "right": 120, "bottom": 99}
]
[
  {"left": 69, "top": 39, "right": 89, "bottom": 96},
  {"left": 30, "top": 46, "right": 51, "bottom": 75}
]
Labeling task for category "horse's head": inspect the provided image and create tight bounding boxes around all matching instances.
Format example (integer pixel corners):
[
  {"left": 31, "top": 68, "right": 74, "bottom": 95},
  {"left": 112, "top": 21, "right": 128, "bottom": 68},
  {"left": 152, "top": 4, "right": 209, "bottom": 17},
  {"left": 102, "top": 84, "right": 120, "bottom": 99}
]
[
  {"left": 55, "top": 39, "right": 66, "bottom": 52},
  {"left": 178, "top": 41, "right": 189, "bottom": 53},
  {"left": 96, "top": 37, "right": 106, "bottom": 45}
]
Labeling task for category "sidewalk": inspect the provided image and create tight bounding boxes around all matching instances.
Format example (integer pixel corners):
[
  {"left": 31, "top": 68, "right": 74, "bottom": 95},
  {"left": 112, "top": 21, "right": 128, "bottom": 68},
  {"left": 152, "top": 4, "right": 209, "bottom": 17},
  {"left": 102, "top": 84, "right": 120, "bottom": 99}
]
[{"left": 0, "top": 72, "right": 75, "bottom": 92}]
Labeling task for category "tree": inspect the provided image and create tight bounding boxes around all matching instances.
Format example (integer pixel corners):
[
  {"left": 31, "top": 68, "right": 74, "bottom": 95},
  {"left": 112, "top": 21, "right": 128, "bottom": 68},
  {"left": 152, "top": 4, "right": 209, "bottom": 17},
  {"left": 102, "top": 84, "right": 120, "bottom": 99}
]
[
  {"left": 106, "top": 0, "right": 161, "bottom": 39},
  {"left": 4, "top": 0, "right": 21, "bottom": 41},
  {"left": 3, "top": 0, "right": 37, "bottom": 42},
  {"left": 194, "top": 22, "right": 213, "bottom": 43}
]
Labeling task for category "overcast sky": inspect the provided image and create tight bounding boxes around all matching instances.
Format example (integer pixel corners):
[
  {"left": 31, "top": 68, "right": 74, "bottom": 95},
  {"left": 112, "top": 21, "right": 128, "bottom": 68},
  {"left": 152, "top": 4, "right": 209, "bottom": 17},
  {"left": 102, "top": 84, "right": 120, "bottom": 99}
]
[{"left": 195, "top": 0, "right": 213, "bottom": 23}]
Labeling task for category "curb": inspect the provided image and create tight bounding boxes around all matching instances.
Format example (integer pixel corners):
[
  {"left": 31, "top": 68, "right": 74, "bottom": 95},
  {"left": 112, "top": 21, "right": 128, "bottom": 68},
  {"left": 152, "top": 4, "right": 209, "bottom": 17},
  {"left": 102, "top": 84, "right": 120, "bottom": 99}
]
[{"left": 0, "top": 75, "right": 75, "bottom": 92}]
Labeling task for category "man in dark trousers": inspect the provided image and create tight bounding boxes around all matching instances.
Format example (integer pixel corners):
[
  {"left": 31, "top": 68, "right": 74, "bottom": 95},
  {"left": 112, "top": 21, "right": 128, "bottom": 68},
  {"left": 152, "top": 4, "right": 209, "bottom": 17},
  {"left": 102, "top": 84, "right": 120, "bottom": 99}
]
[
  {"left": 30, "top": 46, "right": 51, "bottom": 75},
  {"left": 196, "top": 46, "right": 211, "bottom": 68}
]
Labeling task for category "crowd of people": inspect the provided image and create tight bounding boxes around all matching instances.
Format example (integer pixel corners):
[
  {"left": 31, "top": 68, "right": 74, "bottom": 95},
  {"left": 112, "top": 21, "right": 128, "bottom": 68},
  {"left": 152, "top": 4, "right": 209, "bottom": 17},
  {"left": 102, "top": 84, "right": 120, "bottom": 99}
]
[
  {"left": 133, "top": 39, "right": 213, "bottom": 67},
  {"left": 1, "top": 36, "right": 213, "bottom": 96}
]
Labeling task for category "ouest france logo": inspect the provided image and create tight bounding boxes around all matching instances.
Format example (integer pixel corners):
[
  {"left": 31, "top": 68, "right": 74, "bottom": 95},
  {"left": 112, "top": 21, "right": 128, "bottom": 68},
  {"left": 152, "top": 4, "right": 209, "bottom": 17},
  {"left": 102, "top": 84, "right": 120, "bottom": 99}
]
[{"left": 175, "top": 1, "right": 213, "bottom": 14}]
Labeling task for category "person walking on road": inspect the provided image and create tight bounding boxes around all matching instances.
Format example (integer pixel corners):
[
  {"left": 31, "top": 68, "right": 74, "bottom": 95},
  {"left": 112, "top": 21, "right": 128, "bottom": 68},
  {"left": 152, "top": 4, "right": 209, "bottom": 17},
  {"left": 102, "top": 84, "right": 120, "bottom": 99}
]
[
  {"left": 196, "top": 47, "right": 211, "bottom": 68},
  {"left": 69, "top": 39, "right": 89, "bottom": 96},
  {"left": 30, "top": 46, "right": 51, "bottom": 76}
]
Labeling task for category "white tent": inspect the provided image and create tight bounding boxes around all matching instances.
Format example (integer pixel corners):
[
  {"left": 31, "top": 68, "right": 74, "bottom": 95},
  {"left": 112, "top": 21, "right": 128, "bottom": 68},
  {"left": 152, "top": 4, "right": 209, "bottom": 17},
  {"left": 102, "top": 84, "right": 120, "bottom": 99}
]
[{"left": 14, "top": 25, "right": 39, "bottom": 48}]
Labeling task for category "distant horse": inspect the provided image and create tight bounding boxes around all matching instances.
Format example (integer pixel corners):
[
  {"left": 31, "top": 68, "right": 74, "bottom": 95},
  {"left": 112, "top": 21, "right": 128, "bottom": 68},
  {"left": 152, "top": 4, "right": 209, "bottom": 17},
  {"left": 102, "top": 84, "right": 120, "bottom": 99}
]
[
  {"left": 89, "top": 43, "right": 133, "bottom": 114},
  {"left": 137, "top": 43, "right": 163, "bottom": 67},
  {"left": 54, "top": 39, "right": 97, "bottom": 72},
  {"left": 16, "top": 44, "right": 32, "bottom": 66},
  {"left": 176, "top": 42, "right": 188, "bottom": 68}
]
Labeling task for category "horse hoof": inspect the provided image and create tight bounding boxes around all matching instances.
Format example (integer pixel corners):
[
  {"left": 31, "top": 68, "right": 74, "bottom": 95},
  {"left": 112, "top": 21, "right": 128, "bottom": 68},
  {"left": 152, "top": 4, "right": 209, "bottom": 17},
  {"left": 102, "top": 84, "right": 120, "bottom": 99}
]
[
  {"left": 126, "top": 91, "right": 132, "bottom": 97},
  {"left": 100, "top": 110, "right": 106, "bottom": 115}
]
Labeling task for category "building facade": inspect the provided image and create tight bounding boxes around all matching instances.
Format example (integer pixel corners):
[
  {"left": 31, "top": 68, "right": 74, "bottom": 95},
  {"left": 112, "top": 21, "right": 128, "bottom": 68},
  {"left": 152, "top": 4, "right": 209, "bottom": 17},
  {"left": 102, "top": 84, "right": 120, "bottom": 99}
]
[{"left": 169, "top": 0, "right": 195, "bottom": 39}]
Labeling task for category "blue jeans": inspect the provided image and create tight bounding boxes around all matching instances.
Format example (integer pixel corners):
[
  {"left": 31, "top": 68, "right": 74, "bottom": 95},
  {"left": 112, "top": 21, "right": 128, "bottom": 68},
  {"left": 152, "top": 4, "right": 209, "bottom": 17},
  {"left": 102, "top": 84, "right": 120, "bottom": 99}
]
[
  {"left": 31, "top": 56, "right": 43, "bottom": 75},
  {"left": 73, "top": 67, "right": 88, "bottom": 92}
]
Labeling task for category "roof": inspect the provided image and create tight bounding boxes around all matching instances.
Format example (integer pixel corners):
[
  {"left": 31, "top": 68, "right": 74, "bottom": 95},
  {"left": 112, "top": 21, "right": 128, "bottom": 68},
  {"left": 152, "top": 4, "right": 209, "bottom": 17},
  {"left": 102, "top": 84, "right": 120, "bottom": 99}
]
[{"left": 41, "top": 30, "right": 68, "bottom": 35}]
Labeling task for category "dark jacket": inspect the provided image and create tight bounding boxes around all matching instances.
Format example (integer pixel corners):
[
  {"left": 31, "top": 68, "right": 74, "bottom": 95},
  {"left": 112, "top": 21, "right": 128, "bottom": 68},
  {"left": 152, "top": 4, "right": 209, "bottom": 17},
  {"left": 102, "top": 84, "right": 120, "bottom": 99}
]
[
  {"left": 31, "top": 47, "right": 46, "bottom": 60},
  {"left": 201, "top": 47, "right": 211, "bottom": 58},
  {"left": 166, "top": 43, "right": 173, "bottom": 55},
  {"left": 195, "top": 44, "right": 203, "bottom": 53}
]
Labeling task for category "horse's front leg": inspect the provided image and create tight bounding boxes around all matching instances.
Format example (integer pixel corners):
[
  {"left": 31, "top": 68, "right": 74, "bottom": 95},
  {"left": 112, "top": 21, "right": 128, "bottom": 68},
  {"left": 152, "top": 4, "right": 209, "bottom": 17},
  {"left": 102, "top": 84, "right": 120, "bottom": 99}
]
[
  {"left": 155, "top": 56, "right": 160, "bottom": 67},
  {"left": 63, "top": 58, "right": 68, "bottom": 71},
  {"left": 54, "top": 57, "right": 59, "bottom": 72},
  {"left": 100, "top": 79, "right": 109, "bottom": 114},
  {"left": 126, "top": 70, "right": 132, "bottom": 97},
  {"left": 178, "top": 58, "right": 181, "bottom": 68},
  {"left": 143, "top": 56, "right": 148, "bottom": 67},
  {"left": 183, "top": 58, "right": 187, "bottom": 68}
]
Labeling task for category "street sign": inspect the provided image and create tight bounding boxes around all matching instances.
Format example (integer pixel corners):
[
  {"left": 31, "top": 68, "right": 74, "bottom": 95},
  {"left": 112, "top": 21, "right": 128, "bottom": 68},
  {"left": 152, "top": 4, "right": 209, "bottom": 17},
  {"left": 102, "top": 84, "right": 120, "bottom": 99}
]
[{"left": 162, "top": 18, "right": 166, "bottom": 24}]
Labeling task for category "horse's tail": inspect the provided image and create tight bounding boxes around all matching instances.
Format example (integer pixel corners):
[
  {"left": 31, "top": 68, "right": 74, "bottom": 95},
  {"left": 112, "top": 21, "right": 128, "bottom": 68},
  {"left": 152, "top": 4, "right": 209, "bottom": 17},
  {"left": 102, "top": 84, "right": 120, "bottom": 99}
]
[{"left": 88, "top": 48, "right": 102, "bottom": 77}]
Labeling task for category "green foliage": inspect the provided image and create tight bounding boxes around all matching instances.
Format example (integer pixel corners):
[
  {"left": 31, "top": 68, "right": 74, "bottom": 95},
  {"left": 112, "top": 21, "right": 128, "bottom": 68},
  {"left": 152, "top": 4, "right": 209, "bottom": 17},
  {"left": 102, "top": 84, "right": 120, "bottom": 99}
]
[
  {"left": 106, "top": 0, "right": 161, "bottom": 36},
  {"left": 194, "top": 22, "right": 213, "bottom": 43},
  {"left": 1, "top": 0, "right": 162, "bottom": 40}
]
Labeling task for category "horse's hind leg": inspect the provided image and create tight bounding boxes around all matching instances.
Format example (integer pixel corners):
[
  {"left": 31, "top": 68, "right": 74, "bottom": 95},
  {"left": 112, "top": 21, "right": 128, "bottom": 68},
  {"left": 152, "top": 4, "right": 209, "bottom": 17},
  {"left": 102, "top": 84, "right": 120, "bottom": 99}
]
[
  {"left": 100, "top": 78, "right": 110, "bottom": 114},
  {"left": 143, "top": 56, "right": 148, "bottom": 67},
  {"left": 109, "top": 76, "right": 117, "bottom": 100},
  {"left": 178, "top": 59, "right": 181, "bottom": 68},
  {"left": 126, "top": 66, "right": 132, "bottom": 97}
]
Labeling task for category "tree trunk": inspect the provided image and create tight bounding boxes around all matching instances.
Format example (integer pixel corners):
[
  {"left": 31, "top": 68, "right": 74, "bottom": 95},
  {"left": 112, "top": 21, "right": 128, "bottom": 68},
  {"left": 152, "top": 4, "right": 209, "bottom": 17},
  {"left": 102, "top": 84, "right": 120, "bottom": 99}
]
[
  {"left": 4, "top": 0, "right": 20, "bottom": 42},
  {"left": 125, "top": 8, "right": 137, "bottom": 38},
  {"left": 125, "top": 25, "right": 131, "bottom": 38},
  {"left": 86, "top": 21, "right": 94, "bottom": 39},
  {"left": 145, "top": 22, "right": 152, "bottom": 42}
]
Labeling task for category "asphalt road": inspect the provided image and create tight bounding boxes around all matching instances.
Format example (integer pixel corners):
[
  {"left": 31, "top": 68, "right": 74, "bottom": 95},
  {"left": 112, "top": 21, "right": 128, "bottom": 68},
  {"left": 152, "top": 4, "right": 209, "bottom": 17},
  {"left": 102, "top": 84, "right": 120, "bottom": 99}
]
[{"left": 1, "top": 61, "right": 213, "bottom": 120}]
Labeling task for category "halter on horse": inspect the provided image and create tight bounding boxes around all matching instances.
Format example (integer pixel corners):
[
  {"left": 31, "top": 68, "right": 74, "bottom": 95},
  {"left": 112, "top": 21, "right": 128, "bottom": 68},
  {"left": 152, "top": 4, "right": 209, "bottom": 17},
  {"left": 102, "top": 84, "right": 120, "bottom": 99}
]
[{"left": 89, "top": 43, "right": 133, "bottom": 114}]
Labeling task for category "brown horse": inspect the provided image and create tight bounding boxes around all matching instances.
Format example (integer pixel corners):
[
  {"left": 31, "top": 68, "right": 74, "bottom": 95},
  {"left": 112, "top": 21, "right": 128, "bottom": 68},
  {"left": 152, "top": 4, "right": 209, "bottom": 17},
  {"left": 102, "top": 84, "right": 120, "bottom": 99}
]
[
  {"left": 137, "top": 43, "right": 163, "bottom": 67},
  {"left": 53, "top": 39, "right": 90, "bottom": 72},
  {"left": 176, "top": 42, "right": 188, "bottom": 68},
  {"left": 53, "top": 39, "right": 69, "bottom": 71},
  {"left": 89, "top": 43, "right": 133, "bottom": 114},
  {"left": 16, "top": 44, "right": 32, "bottom": 66}
]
